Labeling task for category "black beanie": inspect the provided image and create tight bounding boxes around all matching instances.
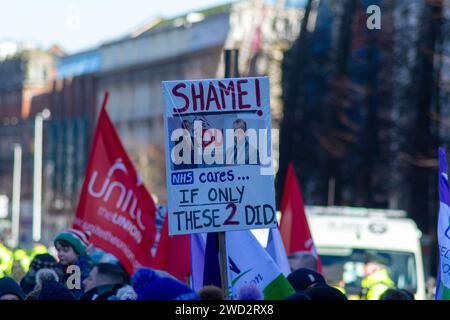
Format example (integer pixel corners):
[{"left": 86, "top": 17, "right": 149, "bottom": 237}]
[
  {"left": 37, "top": 280, "right": 76, "bottom": 300},
  {"left": 304, "top": 284, "right": 348, "bottom": 301},
  {"left": 287, "top": 268, "right": 326, "bottom": 292},
  {"left": 0, "top": 276, "right": 25, "bottom": 300},
  {"left": 29, "top": 254, "right": 58, "bottom": 271}
]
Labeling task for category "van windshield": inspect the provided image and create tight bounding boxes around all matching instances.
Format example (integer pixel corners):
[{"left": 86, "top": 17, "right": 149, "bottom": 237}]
[{"left": 317, "top": 247, "right": 417, "bottom": 298}]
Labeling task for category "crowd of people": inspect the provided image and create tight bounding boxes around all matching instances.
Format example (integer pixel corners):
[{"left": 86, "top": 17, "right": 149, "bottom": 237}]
[{"left": 0, "top": 228, "right": 415, "bottom": 301}]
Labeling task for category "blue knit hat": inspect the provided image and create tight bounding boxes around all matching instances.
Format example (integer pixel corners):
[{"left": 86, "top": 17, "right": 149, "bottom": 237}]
[{"left": 132, "top": 268, "right": 199, "bottom": 300}]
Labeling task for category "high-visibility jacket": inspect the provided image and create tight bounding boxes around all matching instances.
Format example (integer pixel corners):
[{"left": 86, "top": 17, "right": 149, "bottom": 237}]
[
  {"left": 13, "top": 248, "right": 31, "bottom": 272},
  {"left": 30, "top": 244, "right": 48, "bottom": 257},
  {"left": 29, "top": 244, "right": 48, "bottom": 268},
  {"left": 361, "top": 269, "right": 395, "bottom": 300},
  {"left": 334, "top": 285, "right": 347, "bottom": 295},
  {"left": 0, "top": 243, "right": 13, "bottom": 277}
]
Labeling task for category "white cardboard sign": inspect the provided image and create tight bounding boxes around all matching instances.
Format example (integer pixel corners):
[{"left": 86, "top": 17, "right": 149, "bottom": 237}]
[{"left": 162, "top": 77, "right": 276, "bottom": 235}]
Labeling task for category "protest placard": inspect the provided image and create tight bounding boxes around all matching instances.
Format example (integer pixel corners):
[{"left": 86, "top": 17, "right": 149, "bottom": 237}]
[{"left": 162, "top": 77, "right": 276, "bottom": 235}]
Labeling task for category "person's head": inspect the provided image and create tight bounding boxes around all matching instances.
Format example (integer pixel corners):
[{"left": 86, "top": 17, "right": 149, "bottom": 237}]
[
  {"left": 233, "top": 119, "right": 247, "bottom": 143},
  {"left": 364, "top": 253, "right": 390, "bottom": 276},
  {"left": 198, "top": 285, "right": 226, "bottom": 300},
  {"left": 304, "top": 284, "right": 348, "bottom": 301},
  {"left": 54, "top": 229, "right": 90, "bottom": 266},
  {"left": 379, "top": 288, "right": 414, "bottom": 300},
  {"left": 287, "top": 268, "right": 326, "bottom": 292},
  {"left": 37, "top": 280, "right": 76, "bottom": 300},
  {"left": 364, "top": 261, "right": 386, "bottom": 276},
  {"left": 0, "top": 276, "right": 25, "bottom": 300},
  {"left": 54, "top": 239, "right": 79, "bottom": 266},
  {"left": 288, "top": 251, "right": 318, "bottom": 272},
  {"left": 83, "top": 263, "right": 128, "bottom": 293},
  {"left": 27, "top": 253, "right": 59, "bottom": 277},
  {"left": 24, "top": 268, "right": 61, "bottom": 301}
]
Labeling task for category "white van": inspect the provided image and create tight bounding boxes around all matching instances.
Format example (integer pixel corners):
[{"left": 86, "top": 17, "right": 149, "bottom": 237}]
[{"left": 305, "top": 206, "right": 426, "bottom": 300}]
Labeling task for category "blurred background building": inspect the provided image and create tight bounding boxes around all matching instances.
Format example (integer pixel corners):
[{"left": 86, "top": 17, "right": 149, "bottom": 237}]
[{"left": 0, "top": 44, "right": 58, "bottom": 244}]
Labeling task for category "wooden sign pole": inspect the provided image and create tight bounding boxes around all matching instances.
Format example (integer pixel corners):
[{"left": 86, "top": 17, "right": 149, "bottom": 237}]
[{"left": 217, "top": 48, "right": 239, "bottom": 299}]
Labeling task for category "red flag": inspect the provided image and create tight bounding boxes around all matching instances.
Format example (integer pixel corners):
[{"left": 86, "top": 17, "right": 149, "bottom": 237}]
[
  {"left": 154, "top": 214, "right": 191, "bottom": 283},
  {"left": 73, "top": 92, "right": 156, "bottom": 275},
  {"left": 280, "top": 162, "right": 322, "bottom": 272}
]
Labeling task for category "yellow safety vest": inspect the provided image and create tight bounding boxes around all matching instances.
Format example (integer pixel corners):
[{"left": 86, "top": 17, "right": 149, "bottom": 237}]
[
  {"left": 0, "top": 244, "right": 13, "bottom": 277},
  {"left": 361, "top": 269, "right": 395, "bottom": 300},
  {"left": 13, "top": 249, "right": 31, "bottom": 272}
]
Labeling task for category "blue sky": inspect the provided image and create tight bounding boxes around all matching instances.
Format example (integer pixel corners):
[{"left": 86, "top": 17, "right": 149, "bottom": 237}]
[{"left": 0, "top": 0, "right": 234, "bottom": 53}]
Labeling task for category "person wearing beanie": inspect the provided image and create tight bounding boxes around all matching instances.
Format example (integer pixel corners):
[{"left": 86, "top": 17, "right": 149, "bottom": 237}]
[
  {"left": 132, "top": 268, "right": 199, "bottom": 300},
  {"left": 237, "top": 284, "right": 263, "bottom": 300},
  {"left": 54, "top": 228, "right": 94, "bottom": 298},
  {"left": 54, "top": 228, "right": 90, "bottom": 260},
  {"left": 304, "top": 283, "right": 348, "bottom": 300},
  {"left": 20, "top": 253, "right": 62, "bottom": 295},
  {"left": 198, "top": 285, "right": 226, "bottom": 300},
  {"left": 37, "top": 280, "right": 76, "bottom": 300},
  {"left": 0, "top": 276, "right": 25, "bottom": 300},
  {"left": 287, "top": 268, "right": 326, "bottom": 292},
  {"left": 25, "top": 268, "right": 61, "bottom": 300}
]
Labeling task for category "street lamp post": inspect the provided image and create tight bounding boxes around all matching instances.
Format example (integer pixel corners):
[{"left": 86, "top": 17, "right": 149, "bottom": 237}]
[
  {"left": 11, "top": 144, "right": 22, "bottom": 248},
  {"left": 32, "top": 109, "right": 50, "bottom": 243}
]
